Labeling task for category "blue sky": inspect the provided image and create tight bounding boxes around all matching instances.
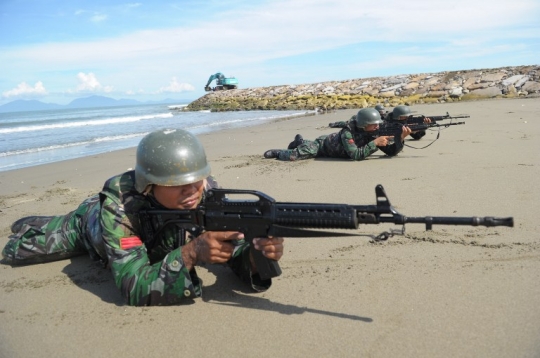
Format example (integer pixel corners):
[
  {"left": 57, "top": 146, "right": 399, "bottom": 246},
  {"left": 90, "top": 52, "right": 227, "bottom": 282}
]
[{"left": 1, "top": 0, "right": 539, "bottom": 105}]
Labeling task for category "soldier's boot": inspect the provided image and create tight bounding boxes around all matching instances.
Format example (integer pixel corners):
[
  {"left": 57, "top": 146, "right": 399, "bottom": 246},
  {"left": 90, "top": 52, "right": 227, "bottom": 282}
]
[
  {"left": 263, "top": 149, "right": 282, "bottom": 159},
  {"left": 287, "top": 134, "right": 304, "bottom": 149},
  {"left": 11, "top": 216, "right": 54, "bottom": 233}
]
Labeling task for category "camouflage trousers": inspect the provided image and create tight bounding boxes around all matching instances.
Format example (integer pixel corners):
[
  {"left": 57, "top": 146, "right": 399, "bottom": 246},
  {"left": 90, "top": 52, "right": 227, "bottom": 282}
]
[
  {"left": 277, "top": 136, "right": 326, "bottom": 161},
  {"left": 2, "top": 195, "right": 106, "bottom": 265}
]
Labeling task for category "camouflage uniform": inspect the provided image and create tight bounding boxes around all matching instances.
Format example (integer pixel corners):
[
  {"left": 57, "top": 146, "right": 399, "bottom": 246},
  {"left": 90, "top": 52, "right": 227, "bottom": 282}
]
[
  {"left": 2, "top": 171, "right": 266, "bottom": 306},
  {"left": 328, "top": 120, "right": 351, "bottom": 129},
  {"left": 276, "top": 124, "right": 403, "bottom": 161}
]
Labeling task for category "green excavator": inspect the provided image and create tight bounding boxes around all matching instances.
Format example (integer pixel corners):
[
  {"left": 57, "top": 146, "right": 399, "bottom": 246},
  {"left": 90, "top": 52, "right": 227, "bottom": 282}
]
[{"left": 204, "top": 72, "right": 238, "bottom": 91}]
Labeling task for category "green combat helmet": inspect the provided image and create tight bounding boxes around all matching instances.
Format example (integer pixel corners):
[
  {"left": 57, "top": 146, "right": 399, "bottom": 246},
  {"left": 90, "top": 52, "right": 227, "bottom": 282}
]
[
  {"left": 353, "top": 107, "right": 383, "bottom": 130},
  {"left": 375, "top": 104, "right": 386, "bottom": 114},
  {"left": 375, "top": 104, "right": 387, "bottom": 119},
  {"left": 392, "top": 105, "right": 412, "bottom": 120},
  {"left": 135, "top": 129, "right": 211, "bottom": 192}
]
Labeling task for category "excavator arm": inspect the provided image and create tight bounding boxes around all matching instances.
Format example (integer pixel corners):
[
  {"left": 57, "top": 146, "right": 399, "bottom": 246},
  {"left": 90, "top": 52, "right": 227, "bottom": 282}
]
[{"left": 205, "top": 73, "right": 225, "bottom": 91}]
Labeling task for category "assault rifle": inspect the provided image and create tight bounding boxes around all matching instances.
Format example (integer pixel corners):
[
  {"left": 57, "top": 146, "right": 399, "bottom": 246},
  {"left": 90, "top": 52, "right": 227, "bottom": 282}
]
[
  {"left": 140, "top": 185, "right": 513, "bottom": 280},
  {"left": 387, "top": 112, "right": 470, "bottom": 125},
  {"left": 376, "top": 121, "right": 465, "bottom": 137}
]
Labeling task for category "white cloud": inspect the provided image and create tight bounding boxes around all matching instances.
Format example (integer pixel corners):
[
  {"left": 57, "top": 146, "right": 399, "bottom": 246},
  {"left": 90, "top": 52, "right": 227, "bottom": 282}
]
[
  {"left": 157, "top": 77, "right": 195, "bottom": 93},
  {"left": 76, "top": 72, "right": 100, "bottom": 91},
  {"left": 67, "top": 72, "right": 113, "bottom": 94},
  {"left": 74, "top": 9, "right": 108, "bottom": 22},
  {"left": 1, "top": 0, "right": 538, "bottom": 101},
  {"left": 2, "top": 81, "right": 48, "bottom": 99},
  {"left": 11, "top": 0, "right": 538, "bottom": 69},
  {"left": 90, "top": 13, "right": 108, "bottom": 22}
]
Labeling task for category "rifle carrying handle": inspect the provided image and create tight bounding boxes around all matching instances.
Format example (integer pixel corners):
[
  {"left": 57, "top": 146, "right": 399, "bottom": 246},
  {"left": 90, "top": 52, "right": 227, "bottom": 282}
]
[{"left": 250, "top": 246, "right": 282, "bottom": 280}]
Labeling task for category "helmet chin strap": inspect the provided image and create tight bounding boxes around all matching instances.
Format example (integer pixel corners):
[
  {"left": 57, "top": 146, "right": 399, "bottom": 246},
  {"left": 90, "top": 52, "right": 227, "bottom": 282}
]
[{"left": 143, "top": 184, "right": 153, "bottom": 195}]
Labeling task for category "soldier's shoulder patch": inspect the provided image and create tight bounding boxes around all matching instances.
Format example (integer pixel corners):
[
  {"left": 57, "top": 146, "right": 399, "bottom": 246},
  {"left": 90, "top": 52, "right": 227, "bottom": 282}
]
[{"left": 120, "top": 236, "right": 143, "bottom": 250}]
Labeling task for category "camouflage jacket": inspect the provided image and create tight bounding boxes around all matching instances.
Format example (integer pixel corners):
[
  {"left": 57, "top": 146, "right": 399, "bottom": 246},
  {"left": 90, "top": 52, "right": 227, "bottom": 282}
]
[
  {"left": 328, "top": 120, "right": 351, "bottom": 129},
  {"left": 99, "top": 170, "right": 266, "bottom": 306},
  {"left": 321, "top": 125, "right": 402, "bottom": 160}
]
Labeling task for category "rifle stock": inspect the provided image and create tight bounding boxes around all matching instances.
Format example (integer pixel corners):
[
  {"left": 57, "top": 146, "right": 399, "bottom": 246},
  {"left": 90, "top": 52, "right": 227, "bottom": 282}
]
[{"left": 140, "top": 185, "right": 513, "bottom": 280}]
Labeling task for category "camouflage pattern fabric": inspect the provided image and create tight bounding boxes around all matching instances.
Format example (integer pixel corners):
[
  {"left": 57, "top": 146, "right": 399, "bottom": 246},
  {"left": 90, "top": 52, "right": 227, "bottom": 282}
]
[
  {"left": 3, "top": 171, "right": 267, "bottom": 306},
  {"left": 2, "top": 195, "right": 102, "bottom": 264},
  {"left": 328, "top": 114, "right": 356, "bottom": 129},
  {"left": 276, "top": 125, "right": 402, "bottom": 161},
  {"left": 277, "top": 136, "right": 326, "bottom": 160},
  {"left": 328, "top": 120, "right": 350, "bottom": 129}
]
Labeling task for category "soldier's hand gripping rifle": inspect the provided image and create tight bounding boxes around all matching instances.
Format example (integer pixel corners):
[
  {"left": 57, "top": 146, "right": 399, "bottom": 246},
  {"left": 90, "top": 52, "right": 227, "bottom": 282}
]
[{"left": 139, "top": 185, "right": 513, "bottom": 280}]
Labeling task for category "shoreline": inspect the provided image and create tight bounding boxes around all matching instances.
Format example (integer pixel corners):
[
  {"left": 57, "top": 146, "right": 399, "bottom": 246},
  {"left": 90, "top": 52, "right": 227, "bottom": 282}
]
[
  {"left": 0, "top": 108, "right": 317, "bottom": 174},
  {"left": 1, "top": 98, "right": 539, "bottom": 357}
]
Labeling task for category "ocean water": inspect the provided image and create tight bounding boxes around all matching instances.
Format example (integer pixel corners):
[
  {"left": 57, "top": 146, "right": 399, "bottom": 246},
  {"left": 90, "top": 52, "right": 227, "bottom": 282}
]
[{"left": 0, "top": 103, "right": 310, "bottom": 172}]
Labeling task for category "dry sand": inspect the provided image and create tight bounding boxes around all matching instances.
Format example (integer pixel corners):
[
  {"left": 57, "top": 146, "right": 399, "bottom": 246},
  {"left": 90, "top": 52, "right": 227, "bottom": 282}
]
[{"left": 0, "top": 98, "right": 539, "bottom": 358}]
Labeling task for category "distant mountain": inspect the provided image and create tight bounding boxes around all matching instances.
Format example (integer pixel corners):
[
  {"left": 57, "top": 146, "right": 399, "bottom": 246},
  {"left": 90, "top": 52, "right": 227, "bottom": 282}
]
[
  {"left": 0, "top": 96, "right": 193, "bottom": 113},
  {"left": 0, "top": 99, "right": 63, "bottom": 113},
  {"left": 66, "top": 95, "right": 140, "bottom": 109}
]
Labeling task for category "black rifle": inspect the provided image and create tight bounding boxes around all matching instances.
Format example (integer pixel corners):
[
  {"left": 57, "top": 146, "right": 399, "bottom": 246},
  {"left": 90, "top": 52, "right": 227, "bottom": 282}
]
[
  {"left": 387, "top": 112, "right": 470, "bottom": 125},
  {"left": 376, "top": 121, "right": 465, "bottom": 137},
  {"left": 139, "top": 185, "right": 513, "bottom": 280}
]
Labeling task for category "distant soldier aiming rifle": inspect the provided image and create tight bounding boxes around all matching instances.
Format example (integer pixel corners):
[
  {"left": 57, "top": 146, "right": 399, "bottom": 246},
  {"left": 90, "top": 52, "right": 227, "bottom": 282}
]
[
  {"left": 386, "top": 105, "right": 470, "bottom": 140},
  {"left": 264, "top": 107, "right": 410, "bottom": 161}
]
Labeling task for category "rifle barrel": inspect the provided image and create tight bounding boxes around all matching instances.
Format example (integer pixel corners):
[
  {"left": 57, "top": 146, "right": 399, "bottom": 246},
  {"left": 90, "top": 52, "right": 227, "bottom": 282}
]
[{"left": 377, "top": 215, "right": 514, "bottom": 229}]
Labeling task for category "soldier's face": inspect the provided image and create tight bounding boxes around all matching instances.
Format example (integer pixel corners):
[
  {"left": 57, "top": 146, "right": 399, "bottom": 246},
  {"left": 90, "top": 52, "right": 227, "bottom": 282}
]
[
  {"left": 153, "top": 180, "right": 205, "bottom": 209},
  {"left": 364, "top": 123, "right": 379, "bottom": 132}
]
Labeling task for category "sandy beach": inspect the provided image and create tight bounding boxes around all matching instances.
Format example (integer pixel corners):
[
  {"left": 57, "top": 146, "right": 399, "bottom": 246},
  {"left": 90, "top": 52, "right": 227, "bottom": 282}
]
[{"left": 1, "top": 98, "right": 539, "bottom": 357}]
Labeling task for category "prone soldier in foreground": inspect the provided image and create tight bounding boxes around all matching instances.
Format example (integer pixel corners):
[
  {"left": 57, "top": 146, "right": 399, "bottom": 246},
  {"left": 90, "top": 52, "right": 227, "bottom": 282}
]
[
  {"left": 3, "top": 130, "right": 512, "bottom": 302},
  {"left": 3, "top": 129, "right": 284, "bottom": 306}
]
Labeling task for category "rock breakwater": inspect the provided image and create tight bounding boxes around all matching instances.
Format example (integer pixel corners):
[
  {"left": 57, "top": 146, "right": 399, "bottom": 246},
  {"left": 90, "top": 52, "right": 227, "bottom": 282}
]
[{"left": 185, "top": 65, "right": 540, "bottom": 112}]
